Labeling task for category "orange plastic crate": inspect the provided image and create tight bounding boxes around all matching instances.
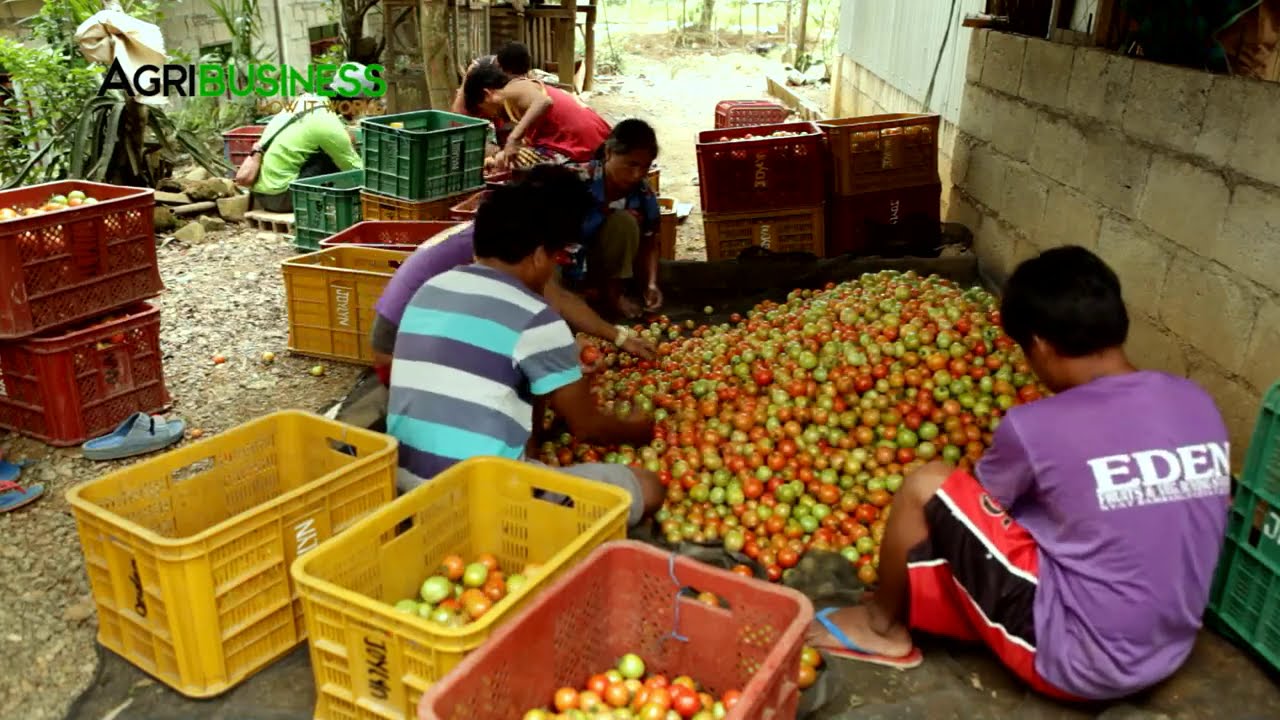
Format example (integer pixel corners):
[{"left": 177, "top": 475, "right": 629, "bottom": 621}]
[
  {"left": 360, "top": 190, "right": 466, "bottom": 222},
  {"left": 818, "top": 113, "right": 941, "bottom": 196},
  {"left": 419, "top": 541, "right": 815, "bottom": 720},
  {"left": 703, "top": 205, "right": 825, "bottom": 260}
]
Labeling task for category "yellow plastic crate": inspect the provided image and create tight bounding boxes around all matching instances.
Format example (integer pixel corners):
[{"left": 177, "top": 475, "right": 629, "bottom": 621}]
[
  {"left": 290, "top": 457, "right": 632, "bottom": 720},
  {"left": 66, "top": 411, "right": 398, "bottom": 697},
  {"left": 282, "top": 246, "right": 410, "bottom": 365}
]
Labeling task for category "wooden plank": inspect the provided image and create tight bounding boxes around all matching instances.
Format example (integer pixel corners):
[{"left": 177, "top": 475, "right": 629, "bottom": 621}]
[
  {"left": 1093, "top": 0, "right": 1118, "bottom": 47},
  {"left": 559, "top": 0, "right": 577, "bottom": 88}
]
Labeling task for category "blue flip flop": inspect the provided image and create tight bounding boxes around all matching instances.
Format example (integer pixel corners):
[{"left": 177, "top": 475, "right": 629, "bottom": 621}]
[
  {"left": 82, "top": 412, "right": 186, "bottom": 461},
  {"left": 0, "top": 459, "right": 32, "bottom": 483},
  {"left": 813, "top": 606, "right": 925, "bottom": 669},
  {"left": 0, "top": 481, "right": 43, "bottom": 513}
]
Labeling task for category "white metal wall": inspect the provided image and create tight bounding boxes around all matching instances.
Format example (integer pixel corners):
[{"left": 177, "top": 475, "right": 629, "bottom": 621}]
[{"left": 838, "top": 0, "right": 986, "bottom": 123}]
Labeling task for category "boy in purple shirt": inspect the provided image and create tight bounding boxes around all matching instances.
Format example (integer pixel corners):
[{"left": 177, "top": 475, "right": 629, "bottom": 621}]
[{"left": 808, "top": 246, "right": 1231, "bottom": 701}]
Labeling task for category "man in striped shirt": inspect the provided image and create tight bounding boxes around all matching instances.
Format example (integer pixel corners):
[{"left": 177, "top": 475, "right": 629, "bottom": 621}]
[{"left": 387, "top": 168, "right": 660, "bottom": 526}]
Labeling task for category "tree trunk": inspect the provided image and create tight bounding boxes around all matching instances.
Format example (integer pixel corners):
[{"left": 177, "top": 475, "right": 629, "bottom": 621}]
[
  {"left": 341, "top": 0, "right": 383, "bottom": 64},
  {"left": 699, "top": 0, "right": 716, "bottom": 31}
]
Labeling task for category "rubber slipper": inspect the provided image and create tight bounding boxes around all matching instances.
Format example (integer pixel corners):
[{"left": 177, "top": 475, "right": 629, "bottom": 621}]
[
  {"left": 0, "top": 459, "right": 32, "bottom": 483},
  {"left": 812, "top": 606, "right": 925, "bottom": 669},
  {"left": 82, "top": 412, "right": 185, "bottom": 461},
  {"left": 0, "top": 480, "right": 43, "bottom": 513}
]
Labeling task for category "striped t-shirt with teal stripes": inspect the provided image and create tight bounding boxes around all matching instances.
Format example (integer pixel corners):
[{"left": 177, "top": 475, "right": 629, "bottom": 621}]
[{"left": 387, "top": 263, "right": 582, "bottom": 488}]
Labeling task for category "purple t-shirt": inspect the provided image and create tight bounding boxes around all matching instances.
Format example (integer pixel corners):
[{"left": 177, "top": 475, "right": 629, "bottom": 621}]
[
  {"left": 374, "top": 224, "right": 475, "bottom": 326},
  {"left": 976, "top": 371, "right": 1229, "bottom": 700}
]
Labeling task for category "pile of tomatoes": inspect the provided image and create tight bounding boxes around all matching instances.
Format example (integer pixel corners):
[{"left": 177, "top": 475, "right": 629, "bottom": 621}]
[
  {"left": 0, "top": 189, "right": 99, "bottom": 220},
  {"left": 524, "top": 654, "right": 739, "bottom": 720},
  {"left": 391, "top": 553, "right": 539, "bottom": 628},
  {"left": 547, "top": 271, "right": 1045, "bottom": 584}
]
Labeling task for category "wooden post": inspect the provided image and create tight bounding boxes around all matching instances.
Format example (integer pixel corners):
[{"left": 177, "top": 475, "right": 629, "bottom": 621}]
[
  {"left": 796, "top": 0, "right": 809, "bottom": 58},
  {"left": 583, "top": 3, "right": 596, "bottom": 91},
  {"left": 559, "top": 1, "right": 578, "bottom": 88},
  {"left": 422, "top": 0, "right": 458, "bottom": 109}
]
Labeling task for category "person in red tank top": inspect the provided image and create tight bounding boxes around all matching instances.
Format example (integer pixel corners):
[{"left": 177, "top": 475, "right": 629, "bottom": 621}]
[{"left": 463, "top": 63, "right": 611, "bottom": 171}]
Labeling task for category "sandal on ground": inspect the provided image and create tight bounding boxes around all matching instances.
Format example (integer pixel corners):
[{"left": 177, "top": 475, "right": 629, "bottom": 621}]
[
  {"left": 82, "top": 412, "right": 185, "bottom": 461},
  {"left": 0, "top": 480, "right": 44, "bottom": 513},
  {"left": 812, "top": 606, "right": 925, "bottom": 669}
]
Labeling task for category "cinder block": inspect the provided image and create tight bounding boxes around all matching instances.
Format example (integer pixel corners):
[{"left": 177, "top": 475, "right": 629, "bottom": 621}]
[
  {"left": 1159, "top": 252, "right": 1260, "bottom": 375},
  {"left": 965, "top": 29, "right": 988, "bottom": 84},
  {"left": 1028, "top": 113, "right": 1086, "bottom": 188},
  {"left": 1019, "top": 38, "right": 1073, "bottom": 109},
  {"left": 1195, "top": 76, "right": 1246, "bottom": 167},
  {"left": 1000, "top": 162, "right": 1050, "bottom": 237},
  {"left": 1217, "top": 184, "right": 1280, "bottom": 291},
  {"left": 1126, "top": 316, "right": 1188, "bottom": 377},
  {"left": 981, "top": 31, "right": 1026, "bottom": 96},
  {"left": 1039, "top": 182, "right": 1103, "bottom": 251},
  {"left": 1122, "top": 59, "right": 1212, "bottom": 149},
  {"left": 945, "top": 190, "right": 982, "bottom": 232},
  {"left": 950, "top": 133, "right": 974, "bottom": 187},
  {"left": 1244, "top": 298, "right": 1280, "bottom": 395},
  {"left": 958, "top": 83, "right": 995, "bottom": 143},
  {"left": 963, "top": 142, "right": 1008, "bottom": 211},
  {"left": 1187, "top": 362, "right": 1260, "bottom": 469},
  {"left": 975, "top": 217, "right": 1024, "bottom": 280},
  {"left": 1136, "top": 155, "right": 1229, "bottom": 255},
  {"left": 988, "top": 94, "right": 1038, "bottom": 161},
  {"left": 1079, "top": 128, "right": 1152, "bottom": 215},
  {"left": 1227, "top": 80, "right": 1280, "bottom": 189},
  {"left": 1096, "top": 216, "right": 1171, "bottom": 322},
  {"left": 1066, "top": 47, "right": 1132, "bottom": 125}
]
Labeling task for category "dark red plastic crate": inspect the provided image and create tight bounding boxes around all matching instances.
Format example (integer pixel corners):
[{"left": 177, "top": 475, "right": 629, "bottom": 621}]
[
  {"left": 696, "top": 121, "right": 825, "bottom": 214},
  {"left": 0, "top": 180, "right": 162, "bottom": 339},
  {"left": 448, "top": 190, "right": 489, "bottom": 221},
  {"left": 715, "top": 99, "right": 791, "bottom": 129},
  {"left": 0, "top": 302, "right": 169, "bottom": 446},
  {"left": 319, "top": 220, "right": 465, "bottom": 252},
  {"left": 222, "top": 125, "right": 266, "bottom": 170},
  {"left": 419, "top": 540, "right": 814, "bottom": 720}
]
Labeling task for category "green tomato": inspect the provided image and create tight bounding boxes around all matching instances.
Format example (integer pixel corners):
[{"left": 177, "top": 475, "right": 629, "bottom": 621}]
[
  {"left": 617, "top": 652, "right": 646, "bottom": 679},
  {"left": 462, "top": 562, "right": 489, "bottom": 588},
  {"left": 419, "top": 576, "right": 453, "bottom": 604},
  {"left": 393, "top": 599, "right": 419, "bottom": 614},
  {"left": 506, "top": 573, "right": 529, "bottom": 594}
]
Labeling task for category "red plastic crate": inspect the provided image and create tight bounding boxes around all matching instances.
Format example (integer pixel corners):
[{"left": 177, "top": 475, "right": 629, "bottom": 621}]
[
  {"left": 827, "top": 183, "right": 941, "bottom": 257},
  {"left": 696, "top": 121, "right": 825, "bottom": 214},
  {"left": 715, "top": 100, "right": 791, "bottom": 129},
  {"left": 319, "top": 220, "right": 465, "bottom": 252},
  {"left": 448, "top": 190, "right": 489, "bottom": 221},
  {"left": 0, "top": 302, "right": 169, "bottom": 446},
  {"left": 0, "top": 180, "right": 162, "bottom": 339},
  {"left": 418, "top": 541, "right": 814, "bottom": 720},
  {"left": 222, "top": 125, "right": 266, "bottom": 170}
]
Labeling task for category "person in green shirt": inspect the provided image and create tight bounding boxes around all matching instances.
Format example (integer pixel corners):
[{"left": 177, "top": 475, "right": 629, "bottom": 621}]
[{"left": 249, "top": 62, "right": 373, "bottom": 212}]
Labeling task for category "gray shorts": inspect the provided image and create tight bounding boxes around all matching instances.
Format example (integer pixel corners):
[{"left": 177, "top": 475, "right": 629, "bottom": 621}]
[
  {"left": 528, "top": 460, "right": 645, "bottom": 528},
  {"left": 371, "top": 313, "right": 397, "bottom": 355}
]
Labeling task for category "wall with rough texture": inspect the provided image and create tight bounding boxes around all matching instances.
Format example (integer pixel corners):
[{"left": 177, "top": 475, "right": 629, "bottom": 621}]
[
  {"left": 161, "top": 0, "right": 340, "bottom": 69},
  {"left": 953, "top": 29, "right": 1280, "bottom": 466}
]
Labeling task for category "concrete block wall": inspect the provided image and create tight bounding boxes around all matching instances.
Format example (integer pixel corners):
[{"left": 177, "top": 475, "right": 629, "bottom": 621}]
[
  {"left": 953, "top": 29, "right": 1280, "bottom": 466},
  {"left": 161, "top": 0, "right": 343, "bottom": 69}
]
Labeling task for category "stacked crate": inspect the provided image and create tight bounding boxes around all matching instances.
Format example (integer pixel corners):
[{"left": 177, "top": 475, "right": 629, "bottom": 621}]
[
  {"left": 696, "top": 121, "right": 826, "bottom": 260},
  {"left": 818, "top": 113, "right": 942, "bottom": 257},
  {"left": 0, "top": 180, "right": 168, "bottom": 446}
]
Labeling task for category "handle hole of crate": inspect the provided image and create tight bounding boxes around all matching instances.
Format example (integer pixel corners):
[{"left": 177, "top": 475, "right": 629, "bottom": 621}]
[
  {"left": 531, "top": 486, "right": 575, "bottom": 509},
  {"left": 327, "top": 437, "right": 358, "bottom": 457},
  {"left": 679, "top": 586, "right": 732, "bottom": 612},
  {"left": 172, "top": 456, "right": 214, "bottom": 483},
  {"left": 389, "top": 259, "right": 403, "bottom": 270}
]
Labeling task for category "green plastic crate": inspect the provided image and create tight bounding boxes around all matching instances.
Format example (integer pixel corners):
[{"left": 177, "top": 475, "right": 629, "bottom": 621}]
[
  {"left": 361, "top": 110, "right": 488, "bottom": 201},
  {"left": 1208, "top": 381, "right": 1280, "bottom": 673},
  {"left": 290, "top": 169, "right": 364, "bottom": 251}
]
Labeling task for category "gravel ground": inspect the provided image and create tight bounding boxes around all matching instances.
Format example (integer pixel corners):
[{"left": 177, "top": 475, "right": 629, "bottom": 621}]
[{"left": 0, "top": 227, "right": 364, "bottom": 720}]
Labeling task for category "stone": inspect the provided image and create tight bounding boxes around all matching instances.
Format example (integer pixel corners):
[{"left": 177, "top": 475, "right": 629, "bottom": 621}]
[
  {"left": 1216, "top": 184, "right": 1280, "bottom": 293},
  {"left": 1018, "top": 38, "right": 1074, "bottom": 109},
  {"left": 965, "top": 29, "right": 988, "bottom": 84},
  {"left": 1244, "top": 298, "right": 1280, "bottom": 394},
  {"left": 1227, "top": 80, "right": 1280, "bottom": 189},
  {"left": 987, "top": 94, "right": 1038, "bottom": 161},
  {"left": 1039, "top": 182, "right": 1103, "bottom": 251},
  {"left": 217, "top": 194, "right": 249, "bottom": 221},
  {"left": 183, "top": 166, "right": 211, "bottom": 183},
  {"left": 1187, "top": 363, "right": 1260, "bottom": 469},
  {"left": 1159, "top": 251, "right": 1260, "bottom": 375},
  {"left": 173, "top": 221, "right": 206, "bottom": 244},
  {"left": 1066, "top": 47, "right": 1133, "bottom": 124},
  {"left": 999, "top": 161, "right": 1050, "bottom": 237},
  {"left": 185, "top": 178, "right": 230, "bottom": 202},
  {"left": 1124, "top": 316, "right": 1187, "bottom": 377},
  {"left": 1079, "top": 128, "right": 1152, "bottom": 215},
  {"left": 1136, "top": 155, "right": 1229, "bottom": 255},
  {"left": 156, "top": 178, "right": 182, "bottom": 193},
  {"left": 962, "top": 142, "right": 1007, "bottom": 211},
  {"left": 62, "top": 597, "right": 95, "bottom": 623},
  {"left": 980, "top": 31, "right": 1026, "bottom": 96},
  {"left": 154, "top": 191, "right": 191, "bottom": 205},
  {"left": 1095, "top": 216, "right": 1171, "bottom": 322},
  {"left": 256, "top": 232, "right": 277, "bottom": 242},
  {"left": 1195, "top": 76, "right": 1247, "bottom": 167},
  {"left": 198, "top": 215, "right": 228, "bottom": 232},
  {"left": 152, "top": 206, "right": 176, "bottom": 233},
  {"left": 1122, "top": 59, "right": 1212, "bottom": 149},
  {"left": 1028, "top": 113, "right": 1086, "bottom": 189}
]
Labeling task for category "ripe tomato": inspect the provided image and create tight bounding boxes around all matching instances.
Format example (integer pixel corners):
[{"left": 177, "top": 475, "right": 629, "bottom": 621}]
[
  {"left": 587, "top": 674, "right": 610, "bottom": 696},
  {"left": 604, "top": 682, "right": 631, "bottom": 708},
  {"left": 554, "top": 687, "right": 579, "bottom": 712},
  {"left": 672, "top": 691, "right": 702, "bottom": 718}
]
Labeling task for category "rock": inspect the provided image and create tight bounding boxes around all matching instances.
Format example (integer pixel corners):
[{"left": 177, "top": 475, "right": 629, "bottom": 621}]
[
  {"left": 153, "top": 206, "right": 176, "bottom": 233},
  {"left": 156, "top": 178, "right": 182, "bottom": 192},
  {"left": 62, "top": 597, "right": 95, "bottom": 622},
  {"left": 213, "top": 177, "right": 238, "bottom": 197},
  {"left": 173, "top": 222, "right": 206, "bottom": 244},
  {"left": 217, "top": 193, "right": 249, "bottom": 221},
  {"left": 154, "top": 191, "right": 191, "bottom": 205},
  {"left": 183, "top": 166, "right": 211, "bottom": 183},
  {"left": 256, "top": 232, "right": 277, "bottom": 242},
  {"left": 198, "top": 215, "right": 228, "bottom": 232},
  {"left": 184, "top": 179, "right": 229, "bottom": 202}
]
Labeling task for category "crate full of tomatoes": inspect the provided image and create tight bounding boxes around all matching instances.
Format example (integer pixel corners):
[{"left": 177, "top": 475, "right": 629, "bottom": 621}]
[{"left": 695, "top": 122, "right": 825, "bottom": 215}]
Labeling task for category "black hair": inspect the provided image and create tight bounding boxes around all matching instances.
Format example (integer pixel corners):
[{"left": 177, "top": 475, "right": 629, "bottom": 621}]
[
  {"left": 999, "top": 245, "right": 1129, "bottom": 357},
  {"left": 496, "top": 42, "right": 532, "bottom": 76},
  {"left": 595, "top": 118, "right": 660, "bottom": 162},
  {"left": 463, "top": 62, "right": 512, "bottom": 114},
  {"left": 473, "top": 165, "right": 592, "bottom": 263}
]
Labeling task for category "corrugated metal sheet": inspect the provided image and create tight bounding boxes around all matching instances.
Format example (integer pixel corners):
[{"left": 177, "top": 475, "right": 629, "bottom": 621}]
[{"left": 838, "top": 0, "right": 986, "bottom": 123}]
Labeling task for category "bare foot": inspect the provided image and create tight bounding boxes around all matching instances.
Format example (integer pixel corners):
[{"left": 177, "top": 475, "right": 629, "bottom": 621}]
[
  {"left": 806, "top": 604, "right": 914, "bottom": 657},
  {"left": 615, "top": 295, "right": 643, "bottom": 319}
]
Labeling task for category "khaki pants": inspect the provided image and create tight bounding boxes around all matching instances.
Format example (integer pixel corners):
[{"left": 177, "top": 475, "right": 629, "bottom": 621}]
[{"left": 589, "top": 211, "right": 640, "bottom": 281}]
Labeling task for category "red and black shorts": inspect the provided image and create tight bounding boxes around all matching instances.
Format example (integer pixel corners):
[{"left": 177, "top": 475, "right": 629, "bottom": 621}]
[{"left": 907, "top": 470, "right": 1078, "bottom": 701}]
